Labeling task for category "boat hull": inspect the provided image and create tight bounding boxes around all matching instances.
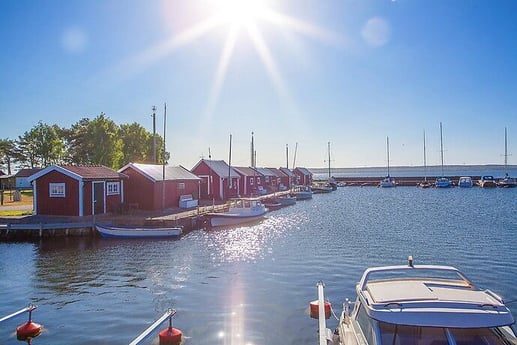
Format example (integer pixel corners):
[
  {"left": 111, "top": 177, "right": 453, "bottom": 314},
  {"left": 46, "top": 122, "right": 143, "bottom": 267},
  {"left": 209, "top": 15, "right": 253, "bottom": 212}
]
[
  {"left": 95, "top": 225, "right": 182, "bottom": 238},
  {"left": 274, "top": 196, "right": 296, "bottom": 206},
  {"left": 205, "top": 212, "right": 266, "bottom": 227}
]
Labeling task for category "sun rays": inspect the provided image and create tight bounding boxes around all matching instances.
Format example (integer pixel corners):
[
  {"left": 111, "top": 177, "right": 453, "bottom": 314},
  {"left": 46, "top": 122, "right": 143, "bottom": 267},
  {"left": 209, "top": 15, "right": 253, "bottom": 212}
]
[{"left": 111, "top": 1, "right": 344, "bottom": 126}]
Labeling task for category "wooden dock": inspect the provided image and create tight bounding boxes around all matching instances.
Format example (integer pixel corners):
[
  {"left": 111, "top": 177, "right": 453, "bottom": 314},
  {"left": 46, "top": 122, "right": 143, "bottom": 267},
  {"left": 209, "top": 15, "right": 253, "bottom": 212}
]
[{"left": 0, "top": 192, "right": 292, "bottom": 240}]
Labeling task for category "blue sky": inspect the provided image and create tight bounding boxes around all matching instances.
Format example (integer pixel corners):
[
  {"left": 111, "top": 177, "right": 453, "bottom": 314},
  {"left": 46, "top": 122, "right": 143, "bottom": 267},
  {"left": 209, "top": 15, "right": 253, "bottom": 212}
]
[{"left": 1, "top": 0, "right": 517, "bottom": 170}]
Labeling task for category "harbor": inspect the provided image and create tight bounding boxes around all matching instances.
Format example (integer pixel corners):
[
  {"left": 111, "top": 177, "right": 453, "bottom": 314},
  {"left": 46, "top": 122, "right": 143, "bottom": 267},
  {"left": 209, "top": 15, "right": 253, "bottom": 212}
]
[{"left": 1, "top": 186, "right": 516, "bottom": 344}]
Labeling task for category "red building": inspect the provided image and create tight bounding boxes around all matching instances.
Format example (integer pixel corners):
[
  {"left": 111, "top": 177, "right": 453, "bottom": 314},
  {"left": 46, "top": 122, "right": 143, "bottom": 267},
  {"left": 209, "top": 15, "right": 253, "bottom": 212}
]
[
  {"left": 293, "top": 167, "right": 313, "bottom": 186},
  {"left": 266, "top": 168, "right": 290, "bottom": 191},
  {"left": 253, "top": 167, "right": 276, "bottom": 192},
  {"left": 28, "top": 165, "right": 127, "bottom": 216},
  {"left": 279, "top": 167, "right": 296, "bottom": 189},
  {"left": 118, "top": 163, "right": 200, "bottom": 210},
  {"left": 191, "top": 159, "right": 240, "bottom": 201},
  {"left": 233, "top": 167, "right": 264, "bottom": 197}
]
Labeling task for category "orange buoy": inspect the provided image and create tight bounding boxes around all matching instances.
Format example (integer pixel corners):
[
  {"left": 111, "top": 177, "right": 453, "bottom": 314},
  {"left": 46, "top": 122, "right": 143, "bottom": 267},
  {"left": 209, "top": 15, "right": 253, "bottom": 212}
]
[
  {"left": 159, "top": 326, "right": 182, "bottom": 345},
  {"left": 16, "top": 321, "right": 42, "bottom": 341},
  {"left": 309, "top": 300, "right": 331, "bottom": 319}
]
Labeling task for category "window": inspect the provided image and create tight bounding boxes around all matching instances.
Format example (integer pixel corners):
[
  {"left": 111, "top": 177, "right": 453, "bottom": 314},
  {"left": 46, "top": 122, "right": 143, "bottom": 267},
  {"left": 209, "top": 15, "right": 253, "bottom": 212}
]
[
  {"left": 49, "top": 183, "right": 65, "bottom": 197},
  {"left": 177, "top": 182, "right": 185, "bottom": 190},
  {"left": 250, "top": 177, "right": 254, "bottom": 185},
  {"left": 107, "top": 182, "right": 120, "bottom": 195},
  {"left": 356, "top": 305, "right": 376, "bottom": 345}
]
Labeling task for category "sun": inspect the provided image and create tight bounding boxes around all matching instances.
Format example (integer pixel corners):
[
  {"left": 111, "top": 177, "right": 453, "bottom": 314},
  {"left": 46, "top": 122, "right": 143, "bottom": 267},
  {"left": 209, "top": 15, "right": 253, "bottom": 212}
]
[{"left": 210, "top": 0, "right": 270, "bottom": 28}]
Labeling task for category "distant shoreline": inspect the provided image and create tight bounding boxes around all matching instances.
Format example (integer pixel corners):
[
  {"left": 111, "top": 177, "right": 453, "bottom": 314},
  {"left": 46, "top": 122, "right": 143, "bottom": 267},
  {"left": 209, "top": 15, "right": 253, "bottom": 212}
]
[{"left": 310, "top": 164, "right": 517, "bottom": 178}]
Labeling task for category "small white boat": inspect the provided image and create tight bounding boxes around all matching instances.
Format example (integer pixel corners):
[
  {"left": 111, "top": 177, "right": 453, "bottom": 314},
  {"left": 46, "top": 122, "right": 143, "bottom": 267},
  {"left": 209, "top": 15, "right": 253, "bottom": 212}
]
[
  {"left": 498, "top": 174, "right": 517, "bottom": 188},
  {"left": 478, "top": 175, "right": 497, "bottom": 188},
  {"left": 457, "top": 176, "right": 473, "bottom": 188},
  {"left": 205, "top": 198, "right": 267, "bottom": 227},
  {"left": 311, "top": 184, "right": 333, "bottom": 193},
  {"left": 435, "top": 176, "right": 453, "bottom": 188},
  {"left": 95, "top": 224, "right": 182, "bottom": 238},
  {"left": 379, "top": 137, "right": 396, "bottom": 188},
  {"left": 311, "top": 257, "right": 517, "bottom": 345},
  {"left": 379, "top": 176, "right": 396, "bottom": 188},
  {"left": 273, "top": 195, "right": 297, "bottom": 206},
  {"left": 291, "top": 185, "right": 313, "bottom": 200}
]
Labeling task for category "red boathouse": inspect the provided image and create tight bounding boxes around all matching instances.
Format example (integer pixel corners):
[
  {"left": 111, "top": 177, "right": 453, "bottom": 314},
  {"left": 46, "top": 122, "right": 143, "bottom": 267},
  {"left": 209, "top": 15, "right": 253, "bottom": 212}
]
[{"left": 28, "top": 165, "right": 128, "bottom": 216}]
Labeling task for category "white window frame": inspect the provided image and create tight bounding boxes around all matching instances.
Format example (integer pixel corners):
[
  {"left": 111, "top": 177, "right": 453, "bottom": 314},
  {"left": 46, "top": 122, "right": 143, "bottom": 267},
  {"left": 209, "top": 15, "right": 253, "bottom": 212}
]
[
  {"left": 49, "top": 183, "right": 66, "bottom": 197},
  {"left": 250, "top": 177, "right": 254, "bottom": 185},
  {"left": 106, "top": 181, "right": 120, "bottom": 195},
  {"left": 177, "top": 182, "right": 185, "bottom": 190}
]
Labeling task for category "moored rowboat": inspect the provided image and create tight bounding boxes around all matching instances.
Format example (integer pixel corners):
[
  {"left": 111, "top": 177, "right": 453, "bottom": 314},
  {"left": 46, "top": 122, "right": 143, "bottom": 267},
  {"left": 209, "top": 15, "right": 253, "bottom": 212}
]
[{"left": 95, "top": 224, "right": 182, "bottom": 238}]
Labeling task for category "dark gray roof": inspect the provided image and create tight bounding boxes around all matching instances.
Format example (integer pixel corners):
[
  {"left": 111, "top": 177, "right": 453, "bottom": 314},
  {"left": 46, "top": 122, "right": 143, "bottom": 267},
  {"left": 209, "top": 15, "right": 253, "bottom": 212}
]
[
  {"left": 266, "top": 168, "right": 287, "bottom": 178},
  {"left": 279, "top": 167, "right": 296, "bottom": 177},
  {"left": 193, "top": 159, "right": 240, "bottom": 178},
  {"left": 295, "top": 167, "right": 312, "bottom": 176},
  {"left": 233, "top": 166, "right": 263, "bottom": 177},
  {"left": 120, "top": 163, "right": 201, "bottom": 182},
  {"left": 254, "top": 167, "right": 276, "bottom": 177}
]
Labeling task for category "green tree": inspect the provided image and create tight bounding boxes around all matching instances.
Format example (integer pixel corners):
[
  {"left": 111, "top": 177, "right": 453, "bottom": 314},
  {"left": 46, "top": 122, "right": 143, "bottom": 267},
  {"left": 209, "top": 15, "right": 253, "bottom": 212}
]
[
  {"left": 16, "top": 121, "right": 65, "bottom": 168},
  {"left": 119, "top": 122, "right": 152, "bottom": 165},
  {"left": 0, "top": 138, "right": 19, "bottom": 174}
]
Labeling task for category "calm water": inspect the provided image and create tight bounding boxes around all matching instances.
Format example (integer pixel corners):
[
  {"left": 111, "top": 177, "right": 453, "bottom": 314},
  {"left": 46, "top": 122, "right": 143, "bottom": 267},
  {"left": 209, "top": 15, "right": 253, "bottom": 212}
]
[{"left": 1, "top": 187, "right": 517, "bottom": 345}]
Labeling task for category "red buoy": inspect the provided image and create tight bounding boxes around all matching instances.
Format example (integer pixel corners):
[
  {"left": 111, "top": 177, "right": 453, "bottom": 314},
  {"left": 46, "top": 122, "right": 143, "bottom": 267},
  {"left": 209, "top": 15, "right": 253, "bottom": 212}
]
[
  {"left": 16, "top": 321, "right": 42, "bottom": 341},
  {"left": 159, "top": 326, "right": 182, "bottom": 345},
  {"left": 309, "top": 300, "right": 331, "bottom": 319}
]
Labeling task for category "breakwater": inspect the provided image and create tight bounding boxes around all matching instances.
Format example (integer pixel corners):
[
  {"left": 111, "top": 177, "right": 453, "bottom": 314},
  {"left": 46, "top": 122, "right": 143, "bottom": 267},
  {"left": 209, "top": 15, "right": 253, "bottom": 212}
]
[{"left": 332, "top": 175, "right": 486, "bottom": 186}]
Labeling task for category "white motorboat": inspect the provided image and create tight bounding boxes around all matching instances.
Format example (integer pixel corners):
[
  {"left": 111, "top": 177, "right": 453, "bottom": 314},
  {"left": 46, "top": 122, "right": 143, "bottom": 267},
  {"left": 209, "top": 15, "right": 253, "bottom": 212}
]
[
  {"left": 311, "top": 257, "right": 517, "bottom": 345},
  {"left": 379, "top": 137, "right": 396, "bottom": 188},
  {"left": 457, "top": 176, "right": 473, "bottom": 188},
  {"left": 204, "top": 198, "right": 267, "bottom": 227},
  {"left": 95, "top": 224, "right": 183, "bottom": 238},
  {"left": 498, "top": 173, "right": 517, "bottom": 188},
  {"left": 291, "top": 185, "right": 313, "bottom": 200},
  {"left": 273, "top": 195, "right": 297, "bottom": 206},
  {"left": 478, "top": 175, "right": 497, "bottom": 188}
]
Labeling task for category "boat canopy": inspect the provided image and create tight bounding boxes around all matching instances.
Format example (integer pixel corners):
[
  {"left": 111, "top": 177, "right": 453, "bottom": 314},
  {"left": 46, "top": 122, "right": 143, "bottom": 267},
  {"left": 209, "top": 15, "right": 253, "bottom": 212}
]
[{"left": 357, "top": 265, "right": 515, "bottom": 328}]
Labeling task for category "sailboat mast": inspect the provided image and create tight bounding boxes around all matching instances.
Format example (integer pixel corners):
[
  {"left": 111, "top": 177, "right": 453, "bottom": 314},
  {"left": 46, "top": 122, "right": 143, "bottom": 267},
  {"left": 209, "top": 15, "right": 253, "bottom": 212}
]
[
  {"left": 504, "top": 127, "right": 508, "bottom": 170},
  {"left": 292, "top": 142, "right": 298, "bottom": 170},
  {"left": 251, "top": 132, "right": 254, "bottom": 167},
  {"left": 228, "top": 134, "right": 232, "bottom": 189},
  {"left": 440, "top": 122, "right": 444, "bottom": 177},
  {"left": 423, "top": 130, "right": 427, "bottom": 182},
  {"left": 386, "top": 136, "right": 390, "bottom": 176},
  {"left": 328, "top": 142, "right": 331, "bottom": 179}
]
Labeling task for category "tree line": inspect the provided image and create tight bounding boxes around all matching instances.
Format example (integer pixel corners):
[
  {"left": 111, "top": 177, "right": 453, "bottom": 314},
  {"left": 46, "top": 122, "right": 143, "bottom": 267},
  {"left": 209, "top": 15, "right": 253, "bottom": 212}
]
[{"left": 0, "top": 113, "right": 165, "bottom": 175}]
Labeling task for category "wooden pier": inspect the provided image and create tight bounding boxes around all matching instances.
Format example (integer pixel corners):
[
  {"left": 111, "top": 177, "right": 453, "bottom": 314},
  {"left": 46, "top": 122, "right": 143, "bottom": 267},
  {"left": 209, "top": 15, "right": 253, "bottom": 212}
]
[{"left": 0, "top": 192, "right": 291, "bottom": 240}]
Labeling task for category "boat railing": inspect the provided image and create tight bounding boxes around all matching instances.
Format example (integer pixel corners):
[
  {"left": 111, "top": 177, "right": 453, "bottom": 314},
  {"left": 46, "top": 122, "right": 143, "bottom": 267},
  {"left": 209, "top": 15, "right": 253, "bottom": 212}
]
[
  {"left": 358, "top": 264, "right": 474, "bottom": 292},
  {"left": 129, "top": 309, "right": 176, "bottom": 345},
  {"left": 0, "top": 304, "right": 37, "bottom": 323},
  {"left": 317, "top": 281, "right": 329, "bottom": 345}
]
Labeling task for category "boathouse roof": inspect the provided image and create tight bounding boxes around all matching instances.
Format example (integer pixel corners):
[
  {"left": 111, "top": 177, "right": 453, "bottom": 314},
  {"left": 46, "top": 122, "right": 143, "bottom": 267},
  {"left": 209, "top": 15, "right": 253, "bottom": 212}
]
[
  {"left": 279, "top": 167, "right": 296, "bottom": 177},
  {"left": 14, "top": 168, "right": 42, "bottom": 178},
  {"left": 233, "top": 166, "right": 262, "bottom": 177},
  {"left": 294, "top": 167, "right": 312, "bottom": 176},
  {"left": 28, "top": 165, "right": 128, "bottom": 182},
  {"left": 192, "top": 159, "right": 240, "bottom": 178},
  {"left": 119, "top": 163, "right": 201, "bottom": 182},
  {"left": 253, "top": 167, "right": 276, "bottom": 177},
  {"left": 265, "top": 168, "right": 287, "bottom": 177}
]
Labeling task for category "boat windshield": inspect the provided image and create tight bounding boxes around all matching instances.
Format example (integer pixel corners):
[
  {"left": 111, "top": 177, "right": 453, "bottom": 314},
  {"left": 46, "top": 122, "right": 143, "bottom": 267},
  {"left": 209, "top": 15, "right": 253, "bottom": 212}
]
[{"left": 379, "top": 322, "right": 517, "bottom": 345}]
